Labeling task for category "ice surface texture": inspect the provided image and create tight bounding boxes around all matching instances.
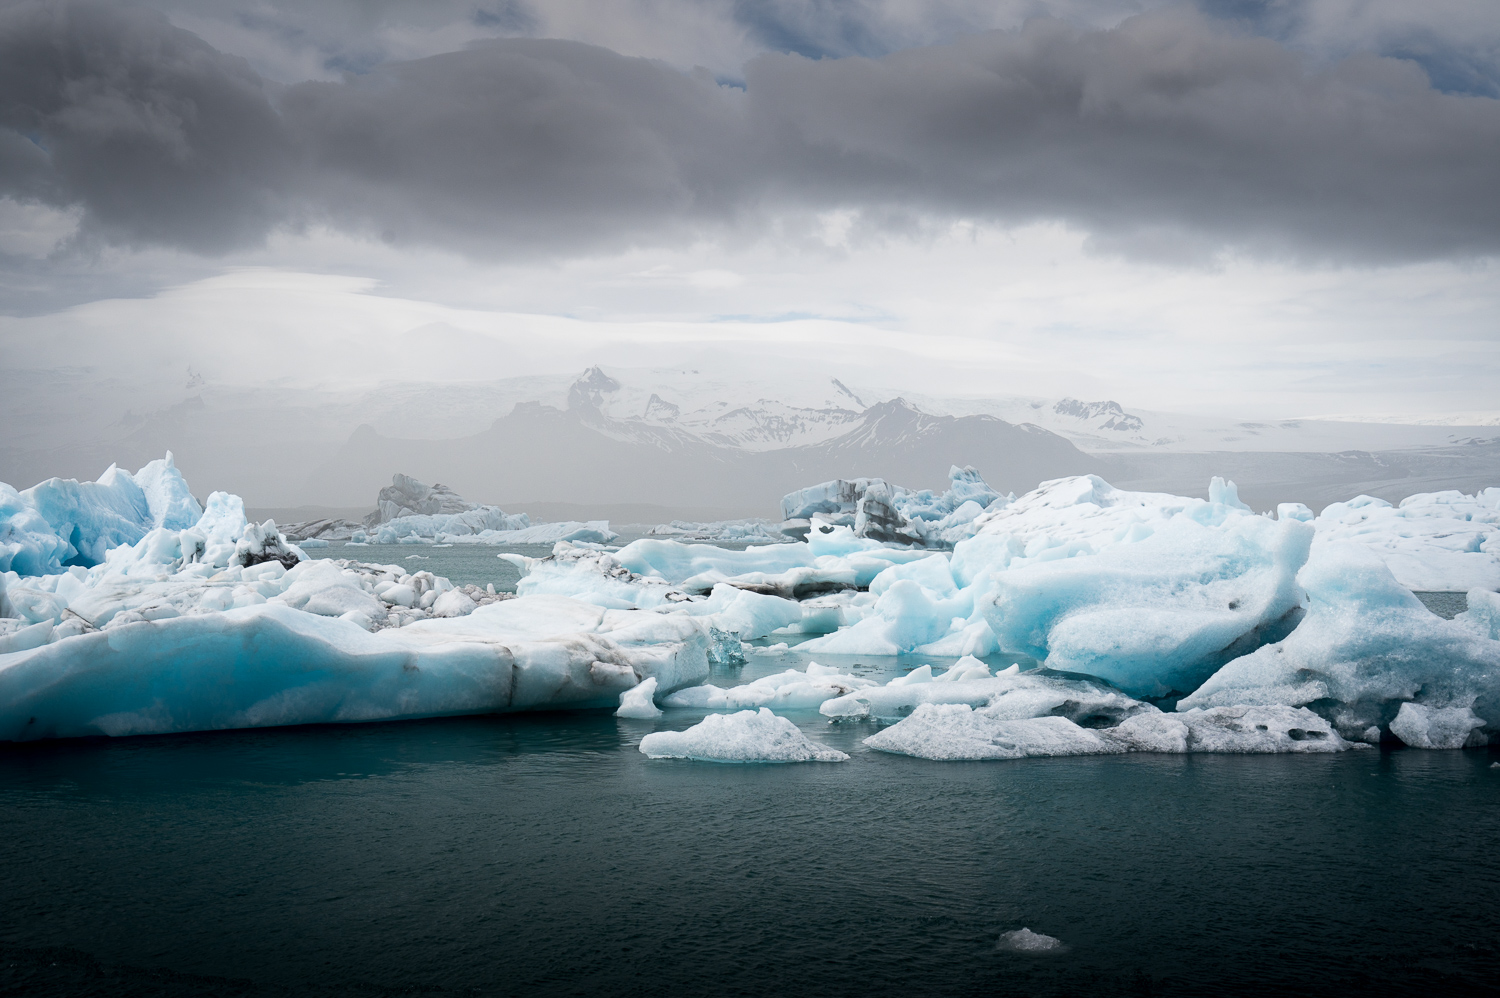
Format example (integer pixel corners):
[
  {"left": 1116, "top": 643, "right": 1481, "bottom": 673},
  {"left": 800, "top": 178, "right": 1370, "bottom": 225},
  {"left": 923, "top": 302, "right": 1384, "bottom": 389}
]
[{"left": 639, "top": 708, "right": 848, "bottom": 763}]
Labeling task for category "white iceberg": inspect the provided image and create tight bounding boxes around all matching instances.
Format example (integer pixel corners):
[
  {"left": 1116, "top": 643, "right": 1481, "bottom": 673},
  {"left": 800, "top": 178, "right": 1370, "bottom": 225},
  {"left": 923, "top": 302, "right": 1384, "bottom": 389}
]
[{"left": 638, "top": 707, "right": 848, "bottom": 763}]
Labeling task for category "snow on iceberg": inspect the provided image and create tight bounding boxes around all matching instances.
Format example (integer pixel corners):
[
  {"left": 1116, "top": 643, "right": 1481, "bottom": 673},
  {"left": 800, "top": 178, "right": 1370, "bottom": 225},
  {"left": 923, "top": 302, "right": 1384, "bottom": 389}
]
[
  {"left": 0, "top": 595, "right": 710, "bottom": 740},
  {"left": 638, "top": 708, "right": 848, "bottom": 763},
  {"left": 1311, "top": 489, "right": 1500, "bottom": 591},
  {"left": 1179, "top": 542, "right": 1500, "bottom": 744}
]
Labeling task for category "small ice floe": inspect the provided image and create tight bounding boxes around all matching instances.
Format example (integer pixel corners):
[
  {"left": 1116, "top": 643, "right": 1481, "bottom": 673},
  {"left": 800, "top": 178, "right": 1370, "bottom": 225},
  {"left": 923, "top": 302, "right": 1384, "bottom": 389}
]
[
  {"left": 997, "top": 928, "right": 1064, "bottom": 953},
  {"left": 404, "top": 554, "right": 430, "bottom": 560},
  {"left": 639, "top": 708, "right": 848, "bottom": 763}
]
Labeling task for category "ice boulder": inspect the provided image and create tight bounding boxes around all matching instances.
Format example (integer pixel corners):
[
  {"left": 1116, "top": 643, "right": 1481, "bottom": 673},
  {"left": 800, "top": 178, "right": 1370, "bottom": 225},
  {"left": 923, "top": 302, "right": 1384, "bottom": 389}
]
[
  {"left": 638, "top": 708, "right": 848, "bottom": 762},
  {"left": 1180, "top": 543, "right": 1500, "bottom": 742}
]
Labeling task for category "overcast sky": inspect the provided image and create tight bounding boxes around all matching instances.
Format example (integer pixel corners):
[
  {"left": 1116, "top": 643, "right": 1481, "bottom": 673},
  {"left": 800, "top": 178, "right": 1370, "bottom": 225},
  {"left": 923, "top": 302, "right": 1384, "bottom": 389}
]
[{"left": 1, "top": 0, "right": 1497, "bottom": 419}]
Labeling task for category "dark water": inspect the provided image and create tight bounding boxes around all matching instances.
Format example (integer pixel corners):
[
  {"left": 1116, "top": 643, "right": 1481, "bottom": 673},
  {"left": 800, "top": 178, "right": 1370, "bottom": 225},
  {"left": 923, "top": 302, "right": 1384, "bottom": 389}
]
[
  {"left": 3, "top": 697, "right": 1499, "bottom": 997},
  {"left": 2, "top": 559, "right": 1494, "bottom": 996}
]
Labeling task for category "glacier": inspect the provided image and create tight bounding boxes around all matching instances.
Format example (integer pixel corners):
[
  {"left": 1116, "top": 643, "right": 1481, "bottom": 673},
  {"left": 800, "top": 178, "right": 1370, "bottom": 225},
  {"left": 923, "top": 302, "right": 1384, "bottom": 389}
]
[{"left": 3, "top": 457, "right": 1500, "bottom": 754}]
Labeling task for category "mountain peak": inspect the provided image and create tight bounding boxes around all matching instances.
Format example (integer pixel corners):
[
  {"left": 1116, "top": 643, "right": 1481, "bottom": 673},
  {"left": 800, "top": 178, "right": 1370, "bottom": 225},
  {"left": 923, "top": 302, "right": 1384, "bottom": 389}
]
[{"left": 568, "top": 366, "right": 622, "bottom": 411}]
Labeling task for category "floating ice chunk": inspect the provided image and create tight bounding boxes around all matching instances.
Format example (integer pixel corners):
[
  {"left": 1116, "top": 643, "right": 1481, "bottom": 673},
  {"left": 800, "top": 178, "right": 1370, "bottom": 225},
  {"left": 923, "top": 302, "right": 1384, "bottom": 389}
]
[
  {"left": 639, "top": 708, "right": 848, "bottom": 762},
  {"left": 1388, "top": 703, "right": 1487, "bottom": 749},
  {"left": 664, "top": 661, "right": 876, "bottom": 710},
  {"left": 1108, "top": 705, "right": 1354, "bottom": 753},
  {"left": 865, "top": 705, "right": 1123, "bottom": 760},
  {"left": 616, "top": 677, "right": 662, "bottom": 719},
  {"left": 1181, "top": 543, "right": 1500, "bottom": 741},
  {"left": 997, "top": 928, "right": 1064, "bottom": 953}
]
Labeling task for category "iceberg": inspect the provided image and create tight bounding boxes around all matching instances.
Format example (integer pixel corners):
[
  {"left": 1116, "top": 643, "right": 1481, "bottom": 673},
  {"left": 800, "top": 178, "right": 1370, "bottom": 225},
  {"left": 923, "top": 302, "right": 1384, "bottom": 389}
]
[
  {"left": 780, "top": 466, "right": 1009, "bottom": 547},
  {"left": 0, "top": 595, "right": 710, "bottom": 740},
  {"left": 865, "top": 705, "right": 1125, "bottom": 760},
  {"left": 638, "top": 708, "right": 848, "bottom": 763},
  {"left": 865, "top": 701, "right": 1356, "bottom": 760},
  {"left": 0, "top": 453, "right": 203, "bottom": 574},
  {"left": 1179, "top": 543, "right": 1500, "bottom": 744}
]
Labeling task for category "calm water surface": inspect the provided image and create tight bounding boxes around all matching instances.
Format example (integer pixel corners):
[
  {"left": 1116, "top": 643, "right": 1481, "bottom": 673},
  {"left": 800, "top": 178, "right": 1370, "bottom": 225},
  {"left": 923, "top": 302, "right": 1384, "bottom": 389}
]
[{"left": 1, "top": 547, "right": 1495, "bottom": 996}]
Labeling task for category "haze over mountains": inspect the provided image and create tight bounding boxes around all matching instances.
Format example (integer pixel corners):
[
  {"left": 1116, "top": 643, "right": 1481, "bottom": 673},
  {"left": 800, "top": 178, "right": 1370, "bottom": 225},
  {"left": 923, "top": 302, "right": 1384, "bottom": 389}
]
[{"left": 3, "top": 364, "right": 1496, "bottom": 522}]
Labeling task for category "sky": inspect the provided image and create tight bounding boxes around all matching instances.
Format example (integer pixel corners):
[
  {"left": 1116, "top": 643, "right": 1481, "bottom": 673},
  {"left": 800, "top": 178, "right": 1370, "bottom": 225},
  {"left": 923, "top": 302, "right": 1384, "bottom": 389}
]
[{"left": 1, "top": 0, "right": 1498, "bottom": 421}]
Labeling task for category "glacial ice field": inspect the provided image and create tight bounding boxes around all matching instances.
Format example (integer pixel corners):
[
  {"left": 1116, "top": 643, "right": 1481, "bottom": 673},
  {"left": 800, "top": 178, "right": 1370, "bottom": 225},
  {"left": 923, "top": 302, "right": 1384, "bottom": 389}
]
[{"left": 1, "top": 454, "right": 1498, "bottom": 758}]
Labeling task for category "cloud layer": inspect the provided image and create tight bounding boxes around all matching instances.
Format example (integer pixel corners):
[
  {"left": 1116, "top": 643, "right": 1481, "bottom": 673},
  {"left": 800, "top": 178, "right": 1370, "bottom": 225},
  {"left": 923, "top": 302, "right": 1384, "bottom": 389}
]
[{"left": 2, "top": 0, "right": 1498, "bottom": 264}]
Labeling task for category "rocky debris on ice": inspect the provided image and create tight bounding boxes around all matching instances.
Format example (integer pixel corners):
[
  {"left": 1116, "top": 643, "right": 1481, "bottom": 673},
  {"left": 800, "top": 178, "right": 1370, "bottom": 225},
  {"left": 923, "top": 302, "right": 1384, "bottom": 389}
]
[
  {"left": 780, "top": 466, "right": 1009, "bottom": 548},
  {"left": 638, "top": 708, "right": 848, "bottom": 762}
]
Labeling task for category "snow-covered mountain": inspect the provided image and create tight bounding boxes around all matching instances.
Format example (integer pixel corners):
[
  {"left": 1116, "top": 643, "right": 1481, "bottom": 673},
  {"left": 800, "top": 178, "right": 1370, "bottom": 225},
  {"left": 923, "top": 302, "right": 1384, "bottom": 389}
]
[{"left": 2, "top": 363, "right": 1495, "bottom": 512}]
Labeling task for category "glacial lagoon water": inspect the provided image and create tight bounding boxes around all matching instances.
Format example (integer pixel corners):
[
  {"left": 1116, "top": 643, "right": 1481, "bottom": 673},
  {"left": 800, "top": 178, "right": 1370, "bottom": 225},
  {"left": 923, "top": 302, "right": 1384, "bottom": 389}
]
[{"left": 1, "top": 545, "right": 1496, "bottom": 997}]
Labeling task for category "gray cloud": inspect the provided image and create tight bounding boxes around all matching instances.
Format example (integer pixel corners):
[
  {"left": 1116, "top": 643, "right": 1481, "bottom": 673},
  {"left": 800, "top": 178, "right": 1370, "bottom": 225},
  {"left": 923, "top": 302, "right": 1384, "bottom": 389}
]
[
  {"left": 0, "top": 1, "right": 290, "bottom": 251},
  {"left": 2, "top": 1, "right": 1498, "bottom": 264}
]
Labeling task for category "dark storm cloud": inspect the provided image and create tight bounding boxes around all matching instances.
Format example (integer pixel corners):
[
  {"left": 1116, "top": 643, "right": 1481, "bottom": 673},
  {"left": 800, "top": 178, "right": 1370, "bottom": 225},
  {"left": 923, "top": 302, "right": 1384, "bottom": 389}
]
[
  {"left": 0, "top": 1, "right": 290, "bottom": 251},
  {"left": 2, "top": 0, "right": 1498, "bottom": 262}
]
